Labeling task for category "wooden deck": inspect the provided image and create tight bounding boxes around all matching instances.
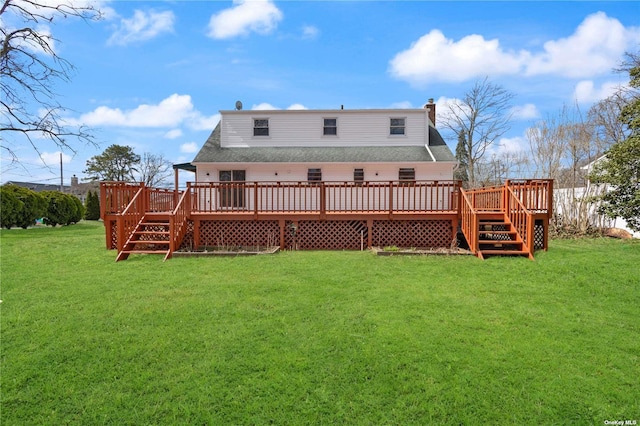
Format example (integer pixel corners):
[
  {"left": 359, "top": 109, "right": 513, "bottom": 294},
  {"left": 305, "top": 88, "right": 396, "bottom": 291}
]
[{"left": 100, "top": 179, "right": 552, "bottom": 260}]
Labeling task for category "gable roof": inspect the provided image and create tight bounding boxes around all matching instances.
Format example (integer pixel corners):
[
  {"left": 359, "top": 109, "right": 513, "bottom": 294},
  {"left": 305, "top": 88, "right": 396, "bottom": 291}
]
[
  {"left": 4, "top": 181, "right": 66, "bottom": 192},
  {"left": 193, "top": 122, "right": 455, "bottom": 164}
]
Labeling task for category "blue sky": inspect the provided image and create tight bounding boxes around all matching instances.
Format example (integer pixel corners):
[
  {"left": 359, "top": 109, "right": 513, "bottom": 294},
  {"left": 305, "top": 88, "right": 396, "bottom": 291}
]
[{"left": 2, "top": 0, "right": 639, "bottom": 187}]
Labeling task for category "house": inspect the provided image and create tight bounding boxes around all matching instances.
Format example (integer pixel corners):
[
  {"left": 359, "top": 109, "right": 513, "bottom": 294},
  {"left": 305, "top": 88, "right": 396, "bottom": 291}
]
[
  {"left": 190, "top": 101, "right": 456, "bottom": 185},
  {"left": 4, "top": 176, "right": 98, "bottom": 203},
  {"left": 101, "top": 103, "right": 553, "bottom": 261}
]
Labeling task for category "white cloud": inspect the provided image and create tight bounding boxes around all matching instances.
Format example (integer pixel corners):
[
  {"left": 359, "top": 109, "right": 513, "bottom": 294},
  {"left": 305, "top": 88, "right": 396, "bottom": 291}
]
[
  {"left": 165, "top": 129, "right": 183, "bottom": 139},
  {"left": 389, "top": 29, "right": 527, "bottom": 84},
  {"left": 525, "top": 12, "right": 640, "bottom": 78},
  {"left": 73, "top": 94, "right": 218, "bottom": 131},
  {"left": 39, "top": 151, "right": 72, "bottom": 166},
  {"left": 252, "top": 103, "right": 278, "bottom": 110},
  {"left": 301, "top": 25, "right": 319, "bottom": 40},
  {"left": 107, "top": 9, "right": 175, "bottom": 46},
  {"left": 511, "top": 103, "right": 540, "bottom": 120},
  {"left": 188, "top": 113, "right": 221, "bottom": 131},
  {"left": 287, "top": 104, "right": 307, "bottom": 110},
  {"left": 207, "top": 0, "right": 283, "bottom": 39},
  {"left": 573, "top": 80, "right": 623, "bottom": 104},
  {"left": 77, "top": 94, "right": 194, "bottom": 127},
  {"left": 494, "top": 136, "right": 528, "bottom": 155},
  {"left": 390, "top": 12, "right": 640, "bottom": 85},
  {"left": 180, "top": 142, "right": 199, "bottom": 154}
]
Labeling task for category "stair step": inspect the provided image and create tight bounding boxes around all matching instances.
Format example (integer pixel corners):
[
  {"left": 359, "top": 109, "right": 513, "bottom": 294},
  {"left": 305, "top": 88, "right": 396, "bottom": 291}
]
[
  {"left": 130, "top": 240, "right": 170, "bottom": 245},
  {"left": 480, "top": 249, "right": 528, "bottom": 255},
  {"left": 140, "top": 222, "right": 170, "bottom": 226},
  {"left": 135, "top": 230, "right": 170, "bottom": 235},
  {"left": 479, "top": 230, "right": 515, "bottom": 234},
  {"left": 121, "top": 250, "right": 169, "bottom": 255},
  {"left": 478, "top": 240, "right": 521, "bottom": 245}
]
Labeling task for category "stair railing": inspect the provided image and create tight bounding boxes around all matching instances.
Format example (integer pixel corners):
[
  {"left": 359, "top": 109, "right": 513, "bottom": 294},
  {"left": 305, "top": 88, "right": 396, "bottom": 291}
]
[
  {"left": 116, "top": 185, "right": 147, "bottom": 252},
  {"left": 460, "top": 188, "right": 479, "bottom": 255},
  {"left": 505, "top": 185, "right": 535, "bottom": 257},
  {"left": 166, "top": 186, "right": 192, "bottom": 260}
]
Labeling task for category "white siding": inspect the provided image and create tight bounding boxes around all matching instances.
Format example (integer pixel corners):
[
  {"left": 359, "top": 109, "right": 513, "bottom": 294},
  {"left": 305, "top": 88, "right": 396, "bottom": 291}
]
[
  {"left": 196, "top": 162, "right": 454, "bottom": 183},
  {"left": 220, "top": 109, "right": 429, "bottom": 148}
]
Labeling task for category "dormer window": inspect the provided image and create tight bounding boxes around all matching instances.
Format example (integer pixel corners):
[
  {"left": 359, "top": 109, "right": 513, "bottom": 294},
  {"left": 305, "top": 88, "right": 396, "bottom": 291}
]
[
  {"left": 390, "top": 118, "right": 405, "bottom": 135},
  {"left": 323, "top": 118, "right": 337, "bottom": 136},
  {"left": 253, "top": 119, "right": 269, "bottom": 136}
]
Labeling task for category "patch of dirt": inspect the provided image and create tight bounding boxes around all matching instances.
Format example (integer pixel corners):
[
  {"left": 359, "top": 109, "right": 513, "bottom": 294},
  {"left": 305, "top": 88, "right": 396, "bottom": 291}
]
[
  {"left": 173, "top": 246, "right": 280, "bottom": 257},
  {"left": 371, "top": 247, "right": 473, "bottom": 256}
]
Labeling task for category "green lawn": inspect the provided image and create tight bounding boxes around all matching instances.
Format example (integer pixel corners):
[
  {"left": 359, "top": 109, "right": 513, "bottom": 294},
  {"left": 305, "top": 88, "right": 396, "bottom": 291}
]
[{"left": 1, "top": 221, "right": 639, "bottom": 425}]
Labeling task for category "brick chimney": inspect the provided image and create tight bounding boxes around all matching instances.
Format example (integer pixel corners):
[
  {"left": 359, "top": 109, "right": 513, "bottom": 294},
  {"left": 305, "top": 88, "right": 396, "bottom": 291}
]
[
  {"left": 71, "top": 174, "right": 79, "bottom": 188},
  {"left": 425, "top": 98, "right": 436, "bottom": 126}
]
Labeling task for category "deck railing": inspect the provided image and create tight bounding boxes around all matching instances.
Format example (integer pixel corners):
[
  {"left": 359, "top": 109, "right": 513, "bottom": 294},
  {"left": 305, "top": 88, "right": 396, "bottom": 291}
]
[
  {"left": 465, "top": 184, "right": 504, "bottom": 212},
  {"left": 101, "top": 182, "right": 144, "bottom": 219},
  {"left": 188, "top": 180, "right": 461, "bottom": 215},
  {"left": 147, "top": 187, "right": 177, "bottom": 212},
  {"left": 167, "top": 188, "right": 191, "bottom": 259},
  {"left": 506, "top": 185, "right": 534, "bottom": 256},
  {"left": 507, "top": 179, "right": 553, "bottom": 216},
  {"left": 460, "top": 189, "right": 479, "bottom": 253},
  {"left": 116, "top": 185, "right": 146, "bottom": 251}
]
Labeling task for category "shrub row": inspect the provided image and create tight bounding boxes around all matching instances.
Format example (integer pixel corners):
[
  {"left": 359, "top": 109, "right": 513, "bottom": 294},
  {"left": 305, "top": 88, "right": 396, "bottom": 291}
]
[{"left": 0, "top": 185, "right": 100, "bottom": 229}]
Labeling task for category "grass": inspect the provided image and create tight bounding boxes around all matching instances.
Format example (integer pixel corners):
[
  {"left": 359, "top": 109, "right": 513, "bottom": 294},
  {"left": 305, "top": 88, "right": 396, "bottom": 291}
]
[{"left": 1, "top": 221, "right": 639, "bottom": 424}]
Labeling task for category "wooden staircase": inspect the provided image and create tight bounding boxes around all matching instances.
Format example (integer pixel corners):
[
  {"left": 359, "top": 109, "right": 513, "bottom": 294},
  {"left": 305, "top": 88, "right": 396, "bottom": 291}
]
[
  {"left": 476, "top": 214, "right": 532, "bottom": 259},
  {"left": 116, "top": 212, "right": 172, "bottom": 261}
]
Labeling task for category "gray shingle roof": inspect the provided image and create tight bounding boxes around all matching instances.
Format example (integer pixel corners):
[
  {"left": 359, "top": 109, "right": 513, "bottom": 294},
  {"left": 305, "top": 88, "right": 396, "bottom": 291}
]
[{"left": 192, "top": 122, "right": 455, "bottom": 164}]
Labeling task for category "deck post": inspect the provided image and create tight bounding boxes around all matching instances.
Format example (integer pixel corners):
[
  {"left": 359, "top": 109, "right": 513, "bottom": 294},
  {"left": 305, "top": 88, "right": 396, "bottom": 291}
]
[
  {"left": 194, "top": 219, "right": 200, "bottom": 249},
  {"left": 320, "top": 182, "right": 326, "bottom": 220},
  {"left": 503, "top": 179, "right": 510, "bottom": 214},
  {"left": 254, "top": 182, "right": 259, "bottom": 219},
  {"left": 367, "top": 219, "right": 373, "bottom": 248},
  {"left": 388, "top": 181, "right": 394, "bottom": 219},
  {"left": 174, "top": 168, "right": 179, "bottom": 206},
  {"left": 99, "top": 182, "right": 106, "bottom": 220}
]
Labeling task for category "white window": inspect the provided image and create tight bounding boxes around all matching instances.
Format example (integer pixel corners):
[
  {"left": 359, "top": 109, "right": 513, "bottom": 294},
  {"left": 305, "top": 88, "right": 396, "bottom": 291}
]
[
  {"left": 390, "top": 118, "right": 406, "bottom": 135},
  {"left": 253, "top": 119, "right": 269, "bottom": 136},
  {"left": 323, "top": 118, "right": 337, "bottom": 136}
]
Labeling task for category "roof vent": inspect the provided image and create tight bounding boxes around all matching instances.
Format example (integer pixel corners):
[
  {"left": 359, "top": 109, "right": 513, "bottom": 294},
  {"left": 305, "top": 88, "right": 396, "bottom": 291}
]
[{"left": 235, "top": 100, "right": 243, "bottom": 110}]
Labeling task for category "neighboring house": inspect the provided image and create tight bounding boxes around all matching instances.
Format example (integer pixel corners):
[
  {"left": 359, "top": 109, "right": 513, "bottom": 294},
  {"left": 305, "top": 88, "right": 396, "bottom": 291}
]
[
  {"left": 191, "top": 102, "right": 456, "bottom": 184},
  {"left": 4, "top": 176, "right": 98, "bottom": 203},
  {"left": 4, "top": 181, "right": 64, "bottom": 192}
]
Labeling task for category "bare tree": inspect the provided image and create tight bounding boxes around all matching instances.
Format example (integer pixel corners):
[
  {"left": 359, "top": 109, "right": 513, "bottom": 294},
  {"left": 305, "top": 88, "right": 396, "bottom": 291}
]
[
  {"left": 474, "top": 151, "right": 529, "bottom": 187},
  {"left": 0, "top": 0, "right": 102, "bottom": 160},
  {"left": 589, "top": 91, "right": 632, "bottom": 150},
  {"left": 526, "top": 107, "right": 577, "bottom": 182},
  {"left": 527, "top": 104, "right": 610, "bottom": 233},
  {"left": 138, "top": 152, "right": 173, "bottom": 188},
  {"left": 440, "top": 77, "right": 515, "bottom": 187}
]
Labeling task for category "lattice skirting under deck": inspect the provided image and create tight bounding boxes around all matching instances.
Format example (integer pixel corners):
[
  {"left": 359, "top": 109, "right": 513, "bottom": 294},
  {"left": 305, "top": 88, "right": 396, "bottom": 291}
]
[
  {"left": 284, "top": 220, "right": 368, "bottom": 250},
  {"left": 107, "top": 219, "right": 117, "bottom": 249},
  {"left": 198, "top": 220, "right": 280, "bottom": 248},
  {"left": 534, "top": 219, "right": 545, "bottom": 250},
  {"left": 372, "top": 220, "right": 453, "bottom": 249},
  {"left": 187, "top": 219, "right": 455, "bottom": 250}
]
